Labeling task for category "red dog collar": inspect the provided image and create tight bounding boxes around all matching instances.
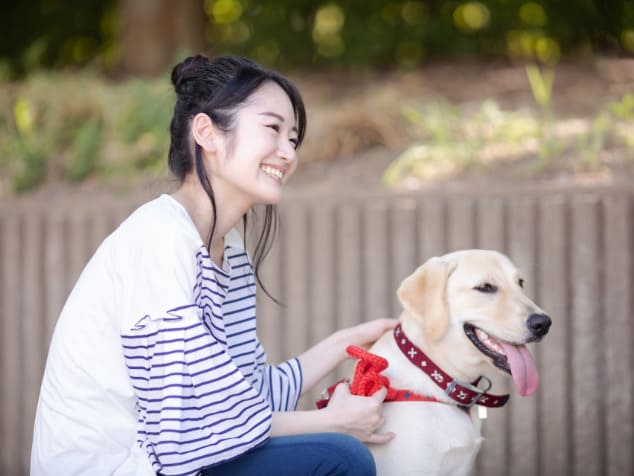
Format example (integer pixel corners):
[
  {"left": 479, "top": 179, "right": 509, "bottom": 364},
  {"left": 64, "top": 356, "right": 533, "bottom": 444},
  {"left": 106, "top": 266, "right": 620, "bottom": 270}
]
[{"left": 394, "top": 324, "right": 510, "bottom": 408}]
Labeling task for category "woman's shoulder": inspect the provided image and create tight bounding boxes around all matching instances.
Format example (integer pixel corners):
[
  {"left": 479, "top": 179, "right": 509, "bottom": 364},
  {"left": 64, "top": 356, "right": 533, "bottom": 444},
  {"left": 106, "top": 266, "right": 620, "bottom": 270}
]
[
  {"left": 104, "top": 194, "right": 202, "bottom": 261},
  {"left": 118, "top": 195, "right": 199, "bottom": 242}
]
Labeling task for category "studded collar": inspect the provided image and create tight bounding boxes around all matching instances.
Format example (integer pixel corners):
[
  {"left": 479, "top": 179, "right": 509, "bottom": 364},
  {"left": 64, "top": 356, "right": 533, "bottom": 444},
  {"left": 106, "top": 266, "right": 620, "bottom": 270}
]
[{"left": 394, "top": 324, "right": 510, "bottom": 408}]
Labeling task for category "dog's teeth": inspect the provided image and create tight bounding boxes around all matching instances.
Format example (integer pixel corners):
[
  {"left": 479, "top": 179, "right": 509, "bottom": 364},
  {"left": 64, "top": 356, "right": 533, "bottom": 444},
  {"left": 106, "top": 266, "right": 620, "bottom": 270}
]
[{"left": 475, "top": 328, "right": 504, "bottom": 355}]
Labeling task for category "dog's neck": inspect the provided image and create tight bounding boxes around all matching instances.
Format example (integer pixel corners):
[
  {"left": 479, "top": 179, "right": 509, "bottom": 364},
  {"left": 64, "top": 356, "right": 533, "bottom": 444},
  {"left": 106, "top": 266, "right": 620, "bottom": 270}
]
[
  {"left": 373, "top": 317, "right": 506, "bottom": 408},
  {"left": 391, "top": 322, "right": 510, "bottom": 408},
  {"left": 399, "top": 318, "right": 478, "bottom": 383}
]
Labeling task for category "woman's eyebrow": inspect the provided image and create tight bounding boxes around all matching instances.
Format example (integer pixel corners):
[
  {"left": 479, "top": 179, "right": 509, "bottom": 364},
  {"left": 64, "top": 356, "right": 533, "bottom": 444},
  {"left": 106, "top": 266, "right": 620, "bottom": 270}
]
[{"left": 258, "top": 112, "right": 298, "bottom": 132}]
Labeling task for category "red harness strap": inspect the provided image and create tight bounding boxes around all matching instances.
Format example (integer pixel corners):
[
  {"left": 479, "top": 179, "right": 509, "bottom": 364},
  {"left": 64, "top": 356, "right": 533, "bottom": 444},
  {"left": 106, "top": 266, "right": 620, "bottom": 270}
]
[{"left": 316, "top": 346, "right": 440, "bottom": 409}]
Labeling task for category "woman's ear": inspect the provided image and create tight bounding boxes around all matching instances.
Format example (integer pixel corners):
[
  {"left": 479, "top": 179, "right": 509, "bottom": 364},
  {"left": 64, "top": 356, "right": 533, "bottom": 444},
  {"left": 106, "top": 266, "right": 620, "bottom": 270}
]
[{"left": 191, "top": 113, "right": 217, "bottom": 152}]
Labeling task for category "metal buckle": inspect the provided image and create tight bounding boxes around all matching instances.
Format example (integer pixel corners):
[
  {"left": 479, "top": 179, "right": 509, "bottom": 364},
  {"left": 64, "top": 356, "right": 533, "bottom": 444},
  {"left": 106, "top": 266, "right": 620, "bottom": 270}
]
[{"left": 445, "top": 376, "right": 492, "bottom": 408}]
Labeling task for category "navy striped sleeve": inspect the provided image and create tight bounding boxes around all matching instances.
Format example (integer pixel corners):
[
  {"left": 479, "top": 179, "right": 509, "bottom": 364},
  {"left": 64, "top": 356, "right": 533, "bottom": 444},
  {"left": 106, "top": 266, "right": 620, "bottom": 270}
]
[
  {"left": 121, "top": 306, "right": 271, "bottom": 476},
  {"left": 263, "top": 357, "right": 303, "bottom": 411}
]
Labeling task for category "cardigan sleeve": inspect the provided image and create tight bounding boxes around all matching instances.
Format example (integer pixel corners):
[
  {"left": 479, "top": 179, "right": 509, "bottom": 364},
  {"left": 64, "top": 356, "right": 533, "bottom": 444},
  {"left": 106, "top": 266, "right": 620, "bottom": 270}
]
[
  {"left": 115, "top": 216, "right": 271, "bottom": 476},
  {"left": 253, "top": 342, "right": 303, "bottom": 412},
  {"left": 121, "top": 312, "right": 272, "bottom": 476}
]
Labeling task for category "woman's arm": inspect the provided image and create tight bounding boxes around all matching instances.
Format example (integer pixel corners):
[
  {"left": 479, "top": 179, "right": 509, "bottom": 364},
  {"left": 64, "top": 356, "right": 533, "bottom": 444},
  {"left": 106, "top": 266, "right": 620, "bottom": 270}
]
[
  {"left": 271, "top": 318, "right": 398, "bottom": 444},
  {"left": 296, "top": 318, "right": 396, "bottom": 394}
]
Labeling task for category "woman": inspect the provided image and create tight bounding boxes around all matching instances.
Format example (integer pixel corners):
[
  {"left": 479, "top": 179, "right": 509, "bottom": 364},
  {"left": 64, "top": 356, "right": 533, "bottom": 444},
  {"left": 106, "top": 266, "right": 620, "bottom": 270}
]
[{"left": 31, "top": 54, "right": 395, "bottom": 476}]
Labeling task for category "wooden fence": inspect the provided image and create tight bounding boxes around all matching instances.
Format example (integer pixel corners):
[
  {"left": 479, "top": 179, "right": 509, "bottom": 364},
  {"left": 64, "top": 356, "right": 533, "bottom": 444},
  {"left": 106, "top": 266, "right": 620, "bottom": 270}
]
[{"left": 1, "top": 185, "right": 632, "bottom": 476}]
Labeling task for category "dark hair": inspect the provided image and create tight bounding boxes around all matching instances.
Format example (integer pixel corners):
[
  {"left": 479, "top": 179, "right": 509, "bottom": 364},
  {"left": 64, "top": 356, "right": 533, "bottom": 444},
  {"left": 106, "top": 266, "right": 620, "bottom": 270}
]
[{"left": 168, "top": 54, "right": 306, "bottom": 301}]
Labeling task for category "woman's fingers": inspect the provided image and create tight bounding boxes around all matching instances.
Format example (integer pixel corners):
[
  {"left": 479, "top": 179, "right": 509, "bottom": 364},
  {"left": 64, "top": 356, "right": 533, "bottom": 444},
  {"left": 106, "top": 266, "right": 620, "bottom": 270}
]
[
  {"left": 348, "top": 319, "right": 397, "bottom": 349},
  {"left": 370, "top": 386, "right": 387, "bottom": 403},
  {"left": 327, "top": 383, "right": 395, "bottom": 444},
  {"left": 366, "top": 431, "right": 396, "bottom": 445}
]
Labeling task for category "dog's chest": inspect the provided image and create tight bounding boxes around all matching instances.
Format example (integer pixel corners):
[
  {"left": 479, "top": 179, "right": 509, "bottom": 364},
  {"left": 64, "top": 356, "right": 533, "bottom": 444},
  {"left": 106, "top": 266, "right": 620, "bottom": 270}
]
[{"left": 370, "top": 402, "right": 483, "bottom": 476}]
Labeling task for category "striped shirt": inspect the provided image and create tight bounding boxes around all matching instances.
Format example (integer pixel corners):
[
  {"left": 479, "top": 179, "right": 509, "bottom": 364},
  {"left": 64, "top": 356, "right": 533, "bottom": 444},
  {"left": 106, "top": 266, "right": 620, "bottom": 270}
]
[{"left": 32, "top": 194, "right": 302, "bottom": 476}]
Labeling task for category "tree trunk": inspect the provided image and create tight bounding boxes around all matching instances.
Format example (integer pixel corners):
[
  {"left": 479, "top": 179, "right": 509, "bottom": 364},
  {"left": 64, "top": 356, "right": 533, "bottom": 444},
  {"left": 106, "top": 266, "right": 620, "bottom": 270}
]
[{"left": 119, "top": 0, "right": 207, "bottom": 76}]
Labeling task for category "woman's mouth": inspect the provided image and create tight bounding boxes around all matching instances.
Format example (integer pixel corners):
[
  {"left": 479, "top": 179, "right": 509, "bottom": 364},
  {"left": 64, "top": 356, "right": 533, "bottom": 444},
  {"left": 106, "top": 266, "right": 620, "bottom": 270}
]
[{"left": 261, "top": 165, "right": 284, "bottom": 181}]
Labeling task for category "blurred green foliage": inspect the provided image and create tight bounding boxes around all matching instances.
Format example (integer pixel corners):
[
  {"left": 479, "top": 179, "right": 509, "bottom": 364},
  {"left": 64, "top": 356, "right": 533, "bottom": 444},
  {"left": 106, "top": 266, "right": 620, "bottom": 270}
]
[
  {"left": 383, "top": 66, "right": 634, "bottom": 186},
  {"left": 1, "top": 67, "right": 632, "bottom": 195},
  {"left": 0, "top": 72, "right": 173, "bottom": 194},
  {"left": 2, "top": 0, "right": 633, "bottom": 78},
  {"left": 1, "top": 1, "right": 117, "bottom": 78},
  {"left": 1, "top": 1, "right": 633, "bottom": 194}
]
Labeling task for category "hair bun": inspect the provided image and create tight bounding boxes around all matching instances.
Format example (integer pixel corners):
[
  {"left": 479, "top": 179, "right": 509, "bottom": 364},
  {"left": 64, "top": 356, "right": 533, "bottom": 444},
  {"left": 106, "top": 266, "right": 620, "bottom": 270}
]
[{"left": 171, "top": 54, "right": 209, "bottom": 92}]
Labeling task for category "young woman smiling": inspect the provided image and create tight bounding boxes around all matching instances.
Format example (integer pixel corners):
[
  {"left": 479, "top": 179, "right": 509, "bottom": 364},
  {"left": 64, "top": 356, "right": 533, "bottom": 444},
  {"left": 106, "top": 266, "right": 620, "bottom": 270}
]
[{"left": 31, "top": 54, "right": 395, "bottom": 476}]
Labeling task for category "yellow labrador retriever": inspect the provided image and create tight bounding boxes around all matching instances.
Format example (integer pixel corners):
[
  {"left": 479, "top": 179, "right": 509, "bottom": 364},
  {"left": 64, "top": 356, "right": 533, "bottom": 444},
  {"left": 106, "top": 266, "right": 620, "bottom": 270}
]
[{"left": 363, "top": 249, "right": 551, "bottom": 476}]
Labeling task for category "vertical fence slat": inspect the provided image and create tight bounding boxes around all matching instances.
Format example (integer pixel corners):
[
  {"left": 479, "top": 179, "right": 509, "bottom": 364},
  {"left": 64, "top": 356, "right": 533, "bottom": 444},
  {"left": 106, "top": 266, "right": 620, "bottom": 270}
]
[
  {"left": 280, "top": 203, "right": 309, "bottom": 360},
  {"left": 507, "top": 196, "right": 540, "bottom": 476},
  {"left": 390, "top": 199, "right": 418, "bottom": 316},
  {"left": 448, "top": 196, "right": 476, "bottom": 250},
  {"left": 603, "top": 196, "right": 633, "bottom": 476},
  {"left": 419, "top": 197, "right": 446, "bottom": 260},
  {"left": 571, "top": 195, "right": 603, "bottom": 476},
  {"left": 475, "top": 196, "right": 509, "bottom": 476},
  {"left": 336, "top": 204, "right": 363, "bottom": 329},
  {"left": 1, "top": 214, "right": 22, "bottom": 475},
  {"left": 257, "top": 215, "right": 283, "bottom": 367},
  {"left": 87, "top": 209, "right": 113, "bottom": 255},
  {"left": 335, "top": 204, "right": 363, "bottom": 383},
  {"left": 44, "top": 212, "right": 68, "bottom": 345},
  {"left": 309, "top": 203, "right": 335, "bottom": 342},
  {"left": 21, "top": 212, "right": 45, "bottom": 471},
  {"left": 308, "top": 203, "right": 336, "bottom": 402},
  {"left": 67, "top": 213, "right": 90, "bottom": 292},
  {"left": 538, "top": 195, "right": 570, "bottom": 476},
  {"left": 364, "top": 202, "right": 390, "bottom": 320},
  {"left": 476, "top": 196, "right": 505, "bottom": 251}
]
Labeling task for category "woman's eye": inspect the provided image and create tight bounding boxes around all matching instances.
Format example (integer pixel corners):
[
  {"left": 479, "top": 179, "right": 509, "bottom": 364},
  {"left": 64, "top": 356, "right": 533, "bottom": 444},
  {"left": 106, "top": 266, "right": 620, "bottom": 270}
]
[
  {"left": 474, "top": 283, "right": 498, "bottom": 293},
  {"left": 267, "top": 124, "right": 280, "bottom": 132},
  {"left": 518, "top": 278, "right": 524, "bottom": 288}
]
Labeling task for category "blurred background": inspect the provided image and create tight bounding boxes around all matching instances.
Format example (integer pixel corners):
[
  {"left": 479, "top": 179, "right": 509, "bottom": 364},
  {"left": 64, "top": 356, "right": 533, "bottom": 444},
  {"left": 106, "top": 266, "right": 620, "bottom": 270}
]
[
  {"left": 1, "top": 0, "right": 634, "bottom": 195},
  {"left": 1, "top": 1, "right": 633, "bottom": 476}
]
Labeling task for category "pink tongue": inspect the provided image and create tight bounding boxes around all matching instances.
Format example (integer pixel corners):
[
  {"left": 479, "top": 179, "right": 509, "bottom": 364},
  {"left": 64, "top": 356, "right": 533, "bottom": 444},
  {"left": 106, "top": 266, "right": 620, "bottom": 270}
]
[{"left": 499, "top": 342, "right": 539, "bottom": 396}]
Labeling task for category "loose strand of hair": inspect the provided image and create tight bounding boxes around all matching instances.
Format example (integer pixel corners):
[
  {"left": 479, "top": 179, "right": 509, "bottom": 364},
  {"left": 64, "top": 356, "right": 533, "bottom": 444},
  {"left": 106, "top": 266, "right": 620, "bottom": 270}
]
[
  {"left": 195, "top": 144, "right": 217, "bottom": 252},
  {"left": 252, "top": 205, "right": 282, "bottom": 306}
]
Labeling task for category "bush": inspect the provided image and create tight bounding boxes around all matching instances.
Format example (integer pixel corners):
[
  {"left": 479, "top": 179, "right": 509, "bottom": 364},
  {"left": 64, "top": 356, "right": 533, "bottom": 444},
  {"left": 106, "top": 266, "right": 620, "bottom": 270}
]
[{"left": 0, "top": 71, "right": 173, "bottom": 195}]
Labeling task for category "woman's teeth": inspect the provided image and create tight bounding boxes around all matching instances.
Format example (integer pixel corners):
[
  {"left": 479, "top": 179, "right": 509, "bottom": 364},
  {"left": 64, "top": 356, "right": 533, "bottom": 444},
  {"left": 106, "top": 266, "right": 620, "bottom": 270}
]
[{"left": 261, "top": 165, "right": 283, "bottom": 181}]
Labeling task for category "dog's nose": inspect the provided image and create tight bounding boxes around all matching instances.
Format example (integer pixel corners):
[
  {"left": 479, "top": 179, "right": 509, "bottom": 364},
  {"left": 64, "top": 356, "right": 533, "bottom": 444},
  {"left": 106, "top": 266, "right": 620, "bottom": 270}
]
[{"left": 527, "top": 313, "right": 552, "bottom": 338}]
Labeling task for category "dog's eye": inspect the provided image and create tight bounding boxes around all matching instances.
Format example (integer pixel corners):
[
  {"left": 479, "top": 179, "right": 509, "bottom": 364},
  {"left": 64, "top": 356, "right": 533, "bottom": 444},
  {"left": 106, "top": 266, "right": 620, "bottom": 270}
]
[
  {"left": 518, "top": 278, "right": 525, "bottom": 288},
  {"left": 474, "top": 283, "right": 498, "bottom": 293}
]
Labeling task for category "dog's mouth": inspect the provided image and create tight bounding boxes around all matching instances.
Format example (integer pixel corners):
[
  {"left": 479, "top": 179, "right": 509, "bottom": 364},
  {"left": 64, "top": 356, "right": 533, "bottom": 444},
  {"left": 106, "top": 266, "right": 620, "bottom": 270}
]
[
  {"left": 464, "top": 324, "right": 510, "bottom": 373},
  {"left": 463, "top": 323, "right": 539, "bottom": 396}
]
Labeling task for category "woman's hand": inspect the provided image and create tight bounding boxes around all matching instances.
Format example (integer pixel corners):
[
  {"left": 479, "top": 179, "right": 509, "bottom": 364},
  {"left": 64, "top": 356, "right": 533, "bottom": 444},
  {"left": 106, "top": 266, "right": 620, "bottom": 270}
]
[
  {"left": 297, "top": 318, "right": 397, "bottom": 396},
  {"left": 324, "top": 382, "right": 395, "bottom": 444},
  {"left": 344, "top": 318, "right": 397, "bottom": 350}
]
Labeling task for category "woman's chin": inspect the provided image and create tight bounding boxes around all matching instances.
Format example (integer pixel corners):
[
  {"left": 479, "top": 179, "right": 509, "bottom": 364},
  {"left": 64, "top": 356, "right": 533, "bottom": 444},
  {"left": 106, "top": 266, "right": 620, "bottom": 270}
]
[{"left": 254, "top": 189, "right": 284, "bottom": 206}]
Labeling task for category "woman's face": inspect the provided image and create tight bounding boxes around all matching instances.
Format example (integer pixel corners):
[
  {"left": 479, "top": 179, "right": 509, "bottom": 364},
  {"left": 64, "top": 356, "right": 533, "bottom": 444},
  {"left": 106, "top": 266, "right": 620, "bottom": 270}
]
[{"left": 209, "top": 80, "right": 299, "bottom": 209}]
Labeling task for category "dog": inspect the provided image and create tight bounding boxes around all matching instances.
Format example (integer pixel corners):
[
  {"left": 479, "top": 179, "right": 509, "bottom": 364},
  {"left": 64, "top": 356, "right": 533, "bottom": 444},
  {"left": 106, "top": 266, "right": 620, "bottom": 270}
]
[{"left": 360, "top": 249, "right": 551, "bottom": 476}]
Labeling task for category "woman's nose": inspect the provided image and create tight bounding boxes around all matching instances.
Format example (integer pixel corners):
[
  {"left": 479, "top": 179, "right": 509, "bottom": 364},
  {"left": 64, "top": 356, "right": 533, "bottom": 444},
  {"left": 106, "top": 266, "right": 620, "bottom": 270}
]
[{"left": 278, "top": 139, "right": 297, "bottom": 162}]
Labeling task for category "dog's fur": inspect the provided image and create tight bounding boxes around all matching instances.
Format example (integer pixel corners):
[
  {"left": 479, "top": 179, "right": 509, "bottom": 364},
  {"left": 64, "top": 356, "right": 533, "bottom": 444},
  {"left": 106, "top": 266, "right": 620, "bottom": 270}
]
[{"left": 365, "top": 250, "right": 550, "bottom": 476}]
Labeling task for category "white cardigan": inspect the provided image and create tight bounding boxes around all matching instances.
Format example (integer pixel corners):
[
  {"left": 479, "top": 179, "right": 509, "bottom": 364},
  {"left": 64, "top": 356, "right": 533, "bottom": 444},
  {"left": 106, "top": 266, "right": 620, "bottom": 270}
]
[{"left": 31, "top": 195, "right": 302, "bottom": 476}]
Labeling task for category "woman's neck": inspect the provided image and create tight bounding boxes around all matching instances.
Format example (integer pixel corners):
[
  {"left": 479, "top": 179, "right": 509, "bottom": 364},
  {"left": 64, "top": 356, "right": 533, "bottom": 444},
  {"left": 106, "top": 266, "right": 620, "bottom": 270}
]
[{"left": 172, "top": 177, "right": 243, "bottom": 266}]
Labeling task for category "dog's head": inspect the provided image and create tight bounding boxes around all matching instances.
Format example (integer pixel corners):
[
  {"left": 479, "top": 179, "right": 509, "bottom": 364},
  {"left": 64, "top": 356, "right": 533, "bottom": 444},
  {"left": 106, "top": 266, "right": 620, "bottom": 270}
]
[{"left": 397, "top": 249, "right": 551, "bottom": 396}]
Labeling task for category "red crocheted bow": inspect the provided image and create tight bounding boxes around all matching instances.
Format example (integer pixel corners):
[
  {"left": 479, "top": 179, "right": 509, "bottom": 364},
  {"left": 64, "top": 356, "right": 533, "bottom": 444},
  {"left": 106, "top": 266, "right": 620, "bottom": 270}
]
[
  {"left": 346, "top": 345, "right": 395, "bottom": 398},
  {"left": 315, "top": 346, "right": 439, "bottom": 408}
]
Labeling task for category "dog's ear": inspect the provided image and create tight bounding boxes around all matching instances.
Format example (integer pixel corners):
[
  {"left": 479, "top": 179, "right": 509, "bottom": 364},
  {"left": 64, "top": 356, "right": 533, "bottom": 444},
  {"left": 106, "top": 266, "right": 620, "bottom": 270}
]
[{"left": 397, "top": 257, "right": 456, "bottom": 341}]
